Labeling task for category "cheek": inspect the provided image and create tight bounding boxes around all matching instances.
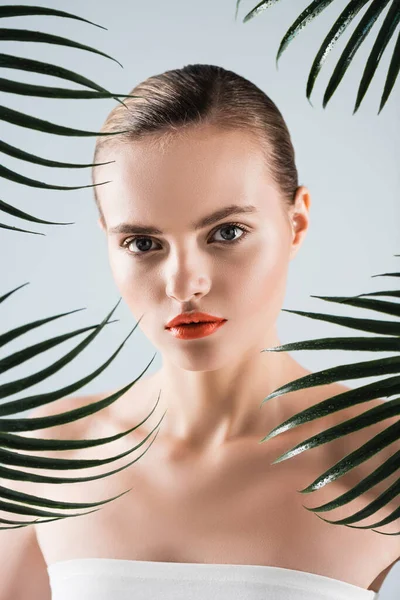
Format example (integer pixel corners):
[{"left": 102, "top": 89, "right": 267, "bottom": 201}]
[
  {"left": 107, "top": 247, "right": 154, "bottom": 312},
  {"left": 108, "top": 246, "right": 132, "bottom": 289},
  {"left": 224, "top": 232, "right": 290, "bottom": 319}
]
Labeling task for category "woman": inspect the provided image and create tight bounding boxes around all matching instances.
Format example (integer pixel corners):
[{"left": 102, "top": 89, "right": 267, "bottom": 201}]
[{"left": 5, "top": 64, "right": 396, "bottom": 599}]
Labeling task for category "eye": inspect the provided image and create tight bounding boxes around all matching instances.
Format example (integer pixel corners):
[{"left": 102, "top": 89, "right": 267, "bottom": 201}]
[
  {"left": 210, "top": 222, "right": 249, "bottom": 244},
  {"left": 121, "top": 221, "right": 250, "bottom": 257}
]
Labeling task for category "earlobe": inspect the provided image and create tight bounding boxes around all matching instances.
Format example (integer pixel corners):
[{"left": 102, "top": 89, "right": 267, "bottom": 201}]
[
  {"left": 98, "top": 217, "right": 105, "bottom": 231},
  {"left": 289, "top": 242, "right": 299, "bottom": 261}
]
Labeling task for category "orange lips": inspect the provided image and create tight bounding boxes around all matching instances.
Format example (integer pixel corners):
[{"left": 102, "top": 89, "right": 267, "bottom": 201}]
[{"left": 166, "top": 320, "right": 226, "bottom": 340}]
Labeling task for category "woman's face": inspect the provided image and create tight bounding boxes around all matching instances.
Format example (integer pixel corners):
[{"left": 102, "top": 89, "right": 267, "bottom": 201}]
[{"left": 96, "top": 125, "right": 310, "bottom": 371}]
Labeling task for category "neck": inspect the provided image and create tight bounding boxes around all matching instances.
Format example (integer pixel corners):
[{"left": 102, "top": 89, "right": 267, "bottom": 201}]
[{"left": 152, "top": 328, "right": 306, "bottom": 455}]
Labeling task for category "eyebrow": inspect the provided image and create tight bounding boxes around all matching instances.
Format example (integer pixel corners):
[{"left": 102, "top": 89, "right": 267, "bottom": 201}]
[{"left": 108, "top": 204, "right": 259, "bottom": 235}]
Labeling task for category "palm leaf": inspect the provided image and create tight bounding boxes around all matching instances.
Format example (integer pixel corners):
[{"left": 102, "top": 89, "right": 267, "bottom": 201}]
[
  {"left": 0, "top": 8, "right": 134, "bottom": 227},
  {"left": 0, "top": 28, "right": 122, "bottom": 68},
  {"left": 323, "top": 0, "right": 398, "bottom": 110},
  {"left": 0, "top": 105, "right": 128, "bottom": 138},
  {"left": 0, "top": 5, "right": 107, "bottom": 30},
  {"left": 0, "top": 282, "right": 29, "bottom": 304},
  {"left": 258, "top": 256, "right": 400, "bottom": 532},
  {"left": 378, "top": 28, "right": 400, "bottom": 114},
  {"left": 0, "top": 10, "right": 161, "bottom": 527},
  {"left": 280, "top": 310, "right": 400, "bottom": 336},
  {"left": 0, "top": 140, "right": 114, "bottom": 169},
  {"left": 0, "top": 53, "right": 134, "bottom": 101},
  {"left": 237, "top": 0, "right": 281, "bottom": 22},
  {"left": 306, "top": 0, "right": 381, "bottom": 101},
  {"left": 0, "top": 197, "right": 74, "bottom": 236},
  {"left": 352, "top": 1, "right": 400, "bottom": 112},
  {"left": 0, "top": 104, "right": 125, "bottom": 204},
  {"left": 236, "top": 0, "right": 400, "bottom": 113},
  {"left": 300, "top": 450, "right": 399, "bottom": 510},
  {"left": 308, "top": 295, "right": 400, "bottom": 317},
  {"left": 351, "top": 289, "right": 400, "bottom": 299},
  {"left": 260, "top": 376, "right": 400, "bottom": 437},
  {"left": 0, "top": 163, "right": 111, "bottom": 191},
  {"left": 0, "top": 298, "right": 121, "bottom": 400},
  {"left": 0, "top": 79, "right": 134, "bottom": 100},
  {"left": 0, "top": 223, "right": 45, "bottom": 235},
  {"left": 0, "top": 286, "right": 165, "bottom": 528},
  {"left": 275, "top": 1, "right": 337, "bottom": 66}
]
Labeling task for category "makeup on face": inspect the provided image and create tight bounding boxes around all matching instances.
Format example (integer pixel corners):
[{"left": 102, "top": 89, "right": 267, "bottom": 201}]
[{"left": 166, "top": 320, "right": 227, "bottom": 340}]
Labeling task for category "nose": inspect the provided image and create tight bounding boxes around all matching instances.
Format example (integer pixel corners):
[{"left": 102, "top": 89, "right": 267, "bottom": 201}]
[{"left": 165, "top": 245, "right": 211, "bottom": 303}]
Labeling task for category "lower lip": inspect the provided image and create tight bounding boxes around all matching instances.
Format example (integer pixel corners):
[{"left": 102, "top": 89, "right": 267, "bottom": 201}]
[{"left": 166, "top": 320, "right": 227, "bottom": 340}]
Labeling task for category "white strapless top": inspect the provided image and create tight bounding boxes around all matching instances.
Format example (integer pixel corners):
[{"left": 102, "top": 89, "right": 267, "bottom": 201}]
[{"left": 47, "top": 558, "right": 379, "bottom": 600}]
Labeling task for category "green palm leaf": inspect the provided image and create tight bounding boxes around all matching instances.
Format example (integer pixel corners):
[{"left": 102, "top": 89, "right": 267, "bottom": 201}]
[
  {"left": 0, "top": 297, "right": 121, "bottom": 400},
  {"left": 237, "top": 0, "right": 280, "bottom": 22},
  {"left": 0, "top": 78, "right": 133, "bottom": 100},
  {"left": 0, "top": 163, "right": 110, "bottom": 190},
  {"left": 0, "top": 286, "right": 165, "bottom": 527},
  {"left": 236, "top": 0, "right": 400, "bottom": 113},
  {"left": 306, "top": 0, "right": 382, "bottom": 101},
  {"left": 0, "top": 140, "right": 114, "bottom": 169},
  {"left": 1, "top": 105, "right": 128, "bottom": 137},
  {"left": 352, "top": 2, "right": 400, "bottom": 112},
  {"left": 351, "top": 289, "right": 400, "bottom": 299},
  {"left": 260, "top": 336, "right": 400, "bottom": 352},
  {"left": 308, "top": 295, "right": 400, "bottom": 317},
  {"left": 0, "top": 321, "right": 122, "bottom": 375},
  {"left": 281, "top": 310, "right": 400, "bottom": 336},
  {"left": 0, "top": 319, "right": 146, "bottom": 415},
  {"left": 258, "top": 256, "right": 400, "bottom": 532},
  {"left": 0, "top": 223, "right": 45, "bottom": 235},
  {"left": 0, "top": 5, "right": 107, "bottom": 30},
  {"left": 301, "top": 450, "right": 399, "bottom": 511},
  {"left": 0, "top": 105, "right": 125, "bottom": 201},
  {"left": 0, "top": 198, "right": 74, "bottom": 235},
  {"left": 378, "top": 28, "right": 400, "bottom": 114},
  {"left": 372, "top": 271, "right": 400, "bottom": 278},
  {"left": 0, "top": 53, "right": 111, "bottom": 91},
  {"left": 275, "top": 0, "right": 337, "bottom": 66},
  {"left": 323, "top": 0, "right": 398, "bottom": 110},
  {"left": 0, "top": 302, "right": 86, "bottom": 347},
  {"left": 264, "top": 356, "right": 400, "bottom": 395},
  {"left": 0, "top": 8, "right": 134, "bottom": 228},
  {"left": 0, "top": 282, "right": 29, "bottom": 304},
  {"left": 260, "top": 375, "right": 400, "bottom": 438},
  {"left": 271, "top": 399, "right": 399, "bottom": 466},
  {"left": 0, "top": 28, "right": 122, "bottom": 68},
  {"left": 0, "top": 53, "right": 134, "bottom": 101},
  {"left": 312, "top": 485, "right": 400, "bottom": 533},
  {"left": 0, "top": 8, "right": 163, "bottom": 527}
]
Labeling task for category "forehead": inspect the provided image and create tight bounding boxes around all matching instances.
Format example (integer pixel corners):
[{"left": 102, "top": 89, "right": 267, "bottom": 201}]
[{"left": 97, "top": 126, "right": 278, "bottom": 228}]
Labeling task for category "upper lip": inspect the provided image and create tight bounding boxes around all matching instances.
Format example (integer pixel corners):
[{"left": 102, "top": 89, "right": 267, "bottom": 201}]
[{"left": 165, "top": 311, "right": 226, "bottom": 328}]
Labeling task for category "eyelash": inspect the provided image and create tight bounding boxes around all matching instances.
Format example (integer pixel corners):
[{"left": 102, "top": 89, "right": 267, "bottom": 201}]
[{"left": 121, "top": 222, "right": 250, "bottom": 258}]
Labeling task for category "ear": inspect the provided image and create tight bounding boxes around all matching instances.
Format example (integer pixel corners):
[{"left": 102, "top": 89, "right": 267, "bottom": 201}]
[
  {"left": 98, "top": 217, "right": 105, "bottom": 232},
  {"left": 288, "top": 186, "right": 311, "bottom": 261}
]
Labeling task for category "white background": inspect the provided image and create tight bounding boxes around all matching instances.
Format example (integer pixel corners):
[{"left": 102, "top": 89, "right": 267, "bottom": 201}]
[{"left": 1, "top": 0, "right": 399, "bottom": 596}]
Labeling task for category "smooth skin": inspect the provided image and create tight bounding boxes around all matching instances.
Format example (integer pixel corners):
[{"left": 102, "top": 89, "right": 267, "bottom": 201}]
[
  {"left": 96, "top": 124, "right": 312, "bottom": 457},
  {"left": 0, "top": 125, "right": 397, "bottom": 599},
  {"left": 92, "top": 125, "right": 398, "bottom": 591}
]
